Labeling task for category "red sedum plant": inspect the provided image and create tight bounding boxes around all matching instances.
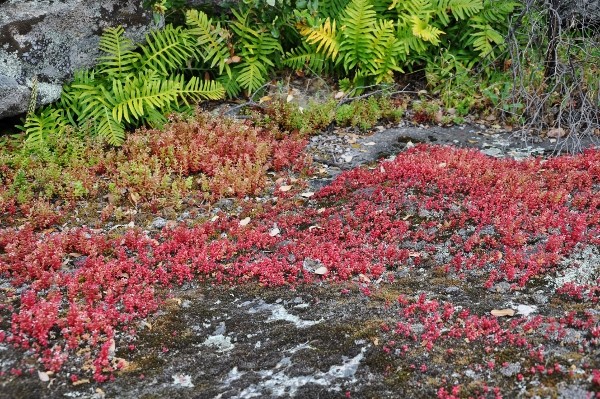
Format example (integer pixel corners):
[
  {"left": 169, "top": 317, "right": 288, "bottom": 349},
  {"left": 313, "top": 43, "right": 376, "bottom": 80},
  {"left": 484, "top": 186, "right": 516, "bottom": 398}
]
[{"left": 1, "top": 144, "right": 600, "bottom": 389}]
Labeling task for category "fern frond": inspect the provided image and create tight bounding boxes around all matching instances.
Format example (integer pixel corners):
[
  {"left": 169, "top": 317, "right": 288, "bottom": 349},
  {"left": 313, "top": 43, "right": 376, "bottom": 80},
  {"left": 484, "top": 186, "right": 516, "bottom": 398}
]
[
  {"left": 396, "top": 19, "right": 428, "bottom": 54},
  {"left": 340, "top": 0, "right": 377, "bottom": 71},
  {"left": 111, "top": 72, "right": 181, "bottom": 123},
  {"left": 139, "top": 25, "right": 196, "bottom": 75},
  {"left": 465, "top": 22, "right": 504, "bottom": 57},
  {"left": 478, "top": 0, "right": 518, "bottom": 23},
  {"left": 283, "top": 42, "right": 335, "bottom": 74},
  {"left": 97, "top": 26, "right": 140, "bottom": 78},
  {"left": 318, "top": 0, "right": 351, "bottom": 19},
  {"left": 391, "top": 0, "right": 433, "bottom": 16},
  {"left": 235, "top": 59, "right": 268, "bottom": 93},
  {"left": 185, "top": 9, "right": 231, "bottom": 75},
  {"left": 369, "top": 19, "right": 405, "bottom": 82},
  {"left": 299, "top": 18, "right": 340, "bottom": 60},
  {"left": 178, "top": 76, "right": 226, "bottom": 104},
  {"left": 432, "top": 0, "right": 483, "bottom": 24},
  {"left": 217, "top": 72, "right": 242, "bottom": 98},
  {"left": 23, "top": 107, "right": 66, "bottom": 149},
  {"left": 96, "top": 106, "right": 125, "bottom": 146},
  {"left": 410, "top": 15, "right": 444, "bottom": 45}
]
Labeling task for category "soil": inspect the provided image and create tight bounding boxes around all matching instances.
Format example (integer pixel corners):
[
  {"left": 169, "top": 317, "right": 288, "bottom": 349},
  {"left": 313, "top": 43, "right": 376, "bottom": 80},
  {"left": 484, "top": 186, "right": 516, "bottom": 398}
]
[{"left": 1, "top": 120, "right": 599, "bottom": 399}]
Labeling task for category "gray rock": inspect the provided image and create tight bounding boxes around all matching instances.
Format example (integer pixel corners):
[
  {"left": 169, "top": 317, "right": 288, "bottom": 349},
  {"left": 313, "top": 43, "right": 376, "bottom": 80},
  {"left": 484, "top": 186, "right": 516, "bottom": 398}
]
[
  {"left": 151, "top": 217, "right": 167, "bottom": 229},
  {"left": 0, "top": 0, "right": 158, "bottom": 119}
]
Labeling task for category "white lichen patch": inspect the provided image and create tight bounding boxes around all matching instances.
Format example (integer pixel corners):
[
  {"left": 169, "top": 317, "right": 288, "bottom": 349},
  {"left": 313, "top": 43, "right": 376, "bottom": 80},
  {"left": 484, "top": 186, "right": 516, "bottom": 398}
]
[{"left": 554, "top": 245, "right": 600, "bottom": 288}]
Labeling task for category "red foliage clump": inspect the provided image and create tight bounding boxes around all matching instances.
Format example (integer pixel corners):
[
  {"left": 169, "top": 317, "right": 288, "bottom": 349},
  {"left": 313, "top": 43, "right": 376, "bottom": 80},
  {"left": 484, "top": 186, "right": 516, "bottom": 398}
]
[{"left": 1, "top": 144, "right": 600, "bottom": 385}]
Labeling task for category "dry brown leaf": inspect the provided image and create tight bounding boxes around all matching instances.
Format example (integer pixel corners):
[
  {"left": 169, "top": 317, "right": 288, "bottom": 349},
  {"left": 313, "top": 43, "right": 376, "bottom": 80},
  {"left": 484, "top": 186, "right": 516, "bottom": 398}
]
[
  {"left": 259, "top": 95, "right": 272, "bottom": 103},
  {"left": 279, "top": 185, "right": 292, "bottom": 192},
  {"left": 129, "top": 191, "right": 140, "bottom": 206},
  {"left": 490, "top": 308, "right": 515, "bottom": 317},
  {"left": 72, "top": 378, "right": 91, "bottom": 386},
  {"left": 301, "top": 192, "right": 314, "bottom": 198},
  {"left": 334, "top": 91, "right": 345, "bottom": 99}
]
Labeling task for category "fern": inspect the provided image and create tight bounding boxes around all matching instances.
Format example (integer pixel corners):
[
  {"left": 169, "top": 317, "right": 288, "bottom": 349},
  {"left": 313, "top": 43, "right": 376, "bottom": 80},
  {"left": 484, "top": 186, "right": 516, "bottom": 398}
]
[
  {"left": 318, "top": 0, "right": 351, "bottom": 19},
  {"left": 95, "top": 106, "right": 126, "bottom": 146},
  {"left": 231, "top": 9, "right": 282, "bottom": 93},
  {"left": 298, "top": 18, "right": 340, "bottom": 60},
  {"left": 432, "top": 0, "right": 483, "bottom": 24},
  {"left": 186, "top": 10, "right": 232, "bottom": 75},
  {"left": 139, "top": 25, "right": 196, "bottom": 75},
  {"left": 217, "top": 72, "right": 242, "bottom": 98},
  {"left": 369, "top": 20, "right": 405, "bottom": 82},
  {"left": 410, "top": 15, "right": 444, "bottom": 45},
  {"left": 23, "top": 108, "right": 66, "bottom": 150},
  {"left": 464, "top": 21, "right": 504, "bottom": 57},
  {"left": 97, "top": 26, "right": 140, "bottom": 78},
  {"left": 283, "top": 42, "right": 334, "bottom": 74},
  {"left": 339, "top": 0, "right": 377, "bottom": 71}
]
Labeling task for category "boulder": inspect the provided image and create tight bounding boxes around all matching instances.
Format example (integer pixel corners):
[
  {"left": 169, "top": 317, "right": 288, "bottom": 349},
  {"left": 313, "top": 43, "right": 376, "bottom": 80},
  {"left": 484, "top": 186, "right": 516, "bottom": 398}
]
[{"left": 0, "top": 0, "right": 158, "bottom": 119}]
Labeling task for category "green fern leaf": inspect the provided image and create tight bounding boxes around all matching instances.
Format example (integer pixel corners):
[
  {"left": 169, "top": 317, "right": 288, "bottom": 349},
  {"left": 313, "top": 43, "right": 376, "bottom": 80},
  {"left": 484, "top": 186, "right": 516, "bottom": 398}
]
[
  {"left": 186, "top": 9, "right": 232, "bottom": 75},
  {"left": 369, "top": 19, "right": 405, "bottom": 82},
  {"left": 339, "top": 0, "right": 377, "bottom": 71},
  {"left": 111, "top": 72, "right": 181, "bottom": 123},
  {"left": 217, "top": 73, "right": 242, "bottom": 98},
  {"left": 178, "top": 75, "right": 226, "bottom": 104},
  {"left": 97, "top": 26, "right": 141, "bottom": 78},
  {"left": 283, "top": 42, "right": 335, "bottom": 74},
  {"left": 235, "top": 60, "right": 268, "bottom": 93},
  {"left": 96, "top": 106, "right": 126, "bottom": 146},
  {"left": 139, "top": 25, "right": 196, "bottom": 76},
  {"left": 465, "top": 22, "right": 504, "bottom": 57},
  {"left": 318, "top": 0, "right": 351, "bottom": 19},
  {"left": 23, "top": 107, "right": 66, "bottom": 149},
  {"left": 478, "top": 0, "right": 518, "bottom": 23}
]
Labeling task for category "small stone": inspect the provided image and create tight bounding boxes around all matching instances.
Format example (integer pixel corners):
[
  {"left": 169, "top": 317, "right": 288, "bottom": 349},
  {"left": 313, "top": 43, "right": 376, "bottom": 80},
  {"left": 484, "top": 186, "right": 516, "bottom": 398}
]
[{"left": 150, "top": 217, "right": 167, "bottom": 229}]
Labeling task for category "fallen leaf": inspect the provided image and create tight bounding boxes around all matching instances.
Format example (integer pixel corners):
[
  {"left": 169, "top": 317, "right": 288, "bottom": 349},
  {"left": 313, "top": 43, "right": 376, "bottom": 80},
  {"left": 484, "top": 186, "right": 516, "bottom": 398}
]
[
  {"left": 259, "top": 95, "right": 272, "bottom": 103},
  {"left": 38, "top": 370, "right": 50, "bottom": 382},
  {"left": 547, "top": 127, "right": 567, "bottom": 138},
  {"left": 358, "top": 274, "right": 371, "bottom": 283},
  {"left": 334, "top": 91, "right": 345, "bottom": 99},
  {"left": 490, "top": 309, "right": 515, "bottom": 317},
  {"left": 239, "top": 217, "right": 251, "bottom": 226},
  {"left": 72, "top": 378, "right": 91, "bottom": 386},
  {"left": 269, "top": 225, "right": 280, "bottom": 237},
  {"left": 286, "top": 93, "right": 294, "bottom": 102},
  {"left": 301, "top": 192, "right": 314, "bottom": 198},
  {"left": 129, "top": 191, "right": 140, "bottom": 206},
  {"left": 438, "top": 162, "right": 447, "bottom": 168},
  {"left": 210, "top": 215, "right": 219, "bottom": 222},
  {"left": 314, "top": 266, "right": 328, "bottom": 275},
  {"left": 226, "top": 55, "right": 241, "bottom": 64},
  {"left": 279, "top": 185, "right": 292, "bottom": 192},
  {"left": 308, "top": 225, "right": 323, "bottom": 231},
  {"left": 363, "top": 141, "right": 376, "bottom": 146}
]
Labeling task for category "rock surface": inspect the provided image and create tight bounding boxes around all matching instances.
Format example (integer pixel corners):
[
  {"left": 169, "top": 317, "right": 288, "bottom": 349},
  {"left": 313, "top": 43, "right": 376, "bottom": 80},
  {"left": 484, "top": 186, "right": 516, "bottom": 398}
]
[{"left": 0, "top": 0, "right": 157, "bottom": 119}]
